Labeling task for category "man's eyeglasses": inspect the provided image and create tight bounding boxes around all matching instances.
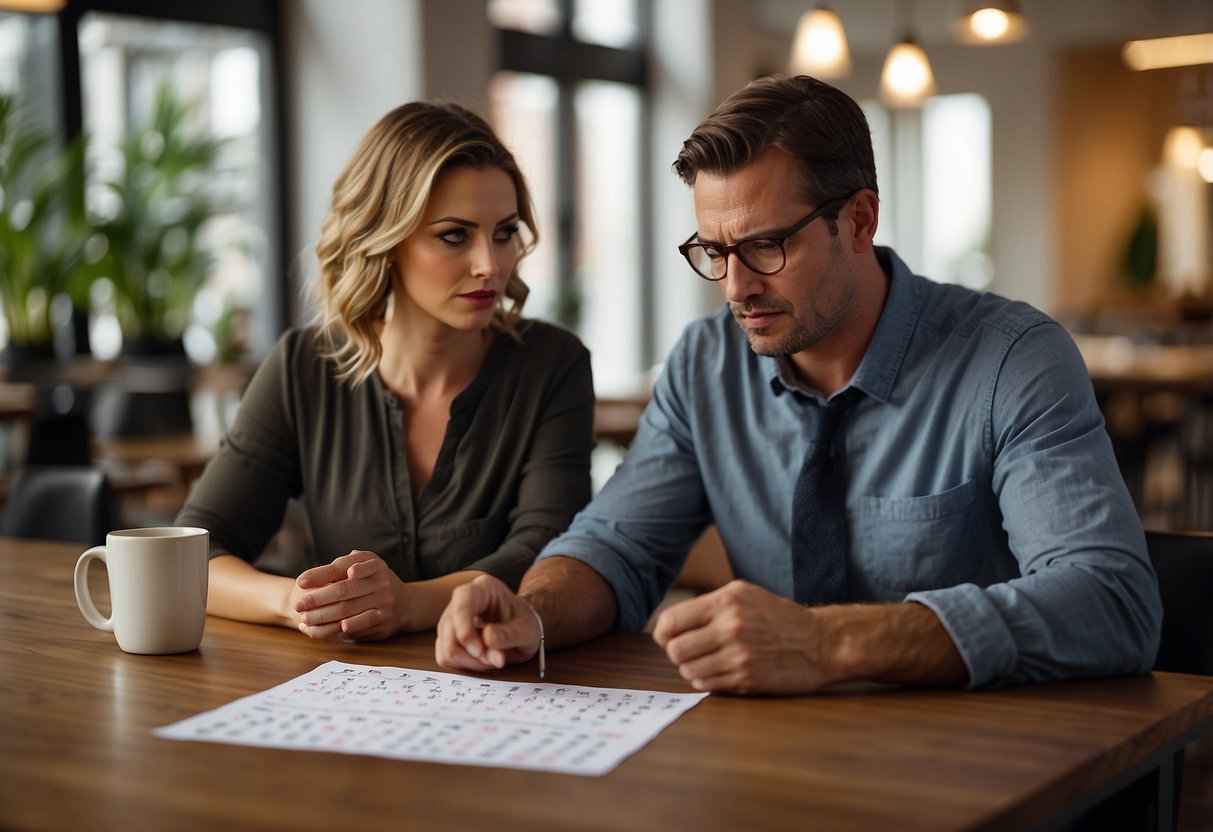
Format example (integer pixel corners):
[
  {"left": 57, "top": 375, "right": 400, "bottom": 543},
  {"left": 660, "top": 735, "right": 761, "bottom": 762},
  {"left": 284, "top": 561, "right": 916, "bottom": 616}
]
[{"left": 677, "top": 192, "right": 855, "bottom": 282}]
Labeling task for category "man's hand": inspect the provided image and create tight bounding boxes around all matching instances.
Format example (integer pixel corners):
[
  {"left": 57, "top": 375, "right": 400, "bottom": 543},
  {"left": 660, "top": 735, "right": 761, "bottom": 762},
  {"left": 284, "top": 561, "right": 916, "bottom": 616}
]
[
  {"left": 651, "top": 579, "right": 833, "bottom": 694},
  {"left": 652, "top": 579, "right": 969, "bottom": 694},
  {"left": 294, "top": 550, "right": 404, "bottom": 641},
  {"left": 435, "top": 574, "right": 540, "bottom": 672}
]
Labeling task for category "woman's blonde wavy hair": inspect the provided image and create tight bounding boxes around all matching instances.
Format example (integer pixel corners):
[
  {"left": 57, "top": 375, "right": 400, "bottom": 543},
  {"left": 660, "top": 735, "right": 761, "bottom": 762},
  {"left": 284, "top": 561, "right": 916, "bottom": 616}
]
[{"left": 314, "top": 101, "right": 536, "bottom": 386}]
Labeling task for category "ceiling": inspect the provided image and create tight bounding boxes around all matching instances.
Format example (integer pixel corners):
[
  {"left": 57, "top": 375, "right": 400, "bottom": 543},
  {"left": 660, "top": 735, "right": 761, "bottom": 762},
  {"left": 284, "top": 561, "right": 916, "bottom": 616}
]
[{"left": 751, "top": 0, "right": 1213, "bottom": 56}]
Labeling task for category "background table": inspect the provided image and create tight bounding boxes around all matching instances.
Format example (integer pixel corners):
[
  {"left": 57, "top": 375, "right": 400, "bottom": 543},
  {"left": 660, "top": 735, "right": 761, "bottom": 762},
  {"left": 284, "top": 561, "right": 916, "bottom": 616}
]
[
  {"left": 1075, "top": 335, "right": 1213, "bottom": 398},
  {"left": 3, "top": 538, "right": 1213, "bottom": 832}
]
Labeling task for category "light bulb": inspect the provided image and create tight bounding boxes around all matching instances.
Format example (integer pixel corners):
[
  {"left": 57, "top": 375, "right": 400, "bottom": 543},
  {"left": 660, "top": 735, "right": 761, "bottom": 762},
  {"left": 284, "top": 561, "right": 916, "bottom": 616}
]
[
  {"left": 970, "top": 9, "right": 1010, "bottom": 41},
  {"left": 954, "top": 2, "right": 1028, "bottom": 45},
  {"left": 880, "top": 40, "right": 935, "bottom": 107},
  {"left": 1164, "top": 126, "right": 1204, "bottom": 170},
  {"left": 789, "top": 8, "right": 852, "bottom": 79}
]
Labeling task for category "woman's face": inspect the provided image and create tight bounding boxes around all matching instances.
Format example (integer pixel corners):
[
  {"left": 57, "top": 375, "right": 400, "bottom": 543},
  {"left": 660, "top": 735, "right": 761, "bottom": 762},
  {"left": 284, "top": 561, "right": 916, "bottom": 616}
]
[{"left": 390, "top": 165, "right": 521, "bottom": 334}]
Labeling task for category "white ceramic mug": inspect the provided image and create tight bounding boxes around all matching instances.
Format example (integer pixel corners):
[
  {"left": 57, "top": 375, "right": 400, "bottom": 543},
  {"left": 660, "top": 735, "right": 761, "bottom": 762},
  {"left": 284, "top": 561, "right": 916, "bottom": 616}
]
[{"left": 74, "top": 527, "right": 209, "bottom": 655}]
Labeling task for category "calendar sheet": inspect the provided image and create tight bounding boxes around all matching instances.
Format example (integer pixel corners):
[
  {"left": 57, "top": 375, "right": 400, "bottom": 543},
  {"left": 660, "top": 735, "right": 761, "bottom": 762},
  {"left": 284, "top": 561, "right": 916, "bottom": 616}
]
[{"left": 154, "top": 661, "right": 708, "bottom": 776}]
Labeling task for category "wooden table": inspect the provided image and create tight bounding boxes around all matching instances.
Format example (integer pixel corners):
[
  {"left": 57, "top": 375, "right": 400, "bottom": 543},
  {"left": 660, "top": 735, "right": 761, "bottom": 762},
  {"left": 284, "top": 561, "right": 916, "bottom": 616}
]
[
  {"left": 1075, "top": 335, "right": 1213, "bottom": 397},
  {"left": 594, "top": 396, "right": 648, "bottom": 448},
  {"left": 4, "top": 538, "right": 1213, "bottom": 832},
  {"left": 93, "top": 432, "right": 219, "bottom": 480}
]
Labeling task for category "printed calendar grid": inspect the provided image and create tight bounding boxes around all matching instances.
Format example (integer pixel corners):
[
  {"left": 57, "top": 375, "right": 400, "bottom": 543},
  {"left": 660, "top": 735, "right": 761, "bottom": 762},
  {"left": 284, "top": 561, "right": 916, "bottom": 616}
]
[{"left": 154, "top": 660, "right": 708, "bottom": 776}]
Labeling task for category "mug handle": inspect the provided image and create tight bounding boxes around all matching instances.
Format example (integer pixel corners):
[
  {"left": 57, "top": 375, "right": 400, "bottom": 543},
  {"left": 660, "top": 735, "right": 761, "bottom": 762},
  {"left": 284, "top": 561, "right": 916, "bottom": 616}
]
[{"left": 74, "top": 546, "right": 113, "bottom": 633}]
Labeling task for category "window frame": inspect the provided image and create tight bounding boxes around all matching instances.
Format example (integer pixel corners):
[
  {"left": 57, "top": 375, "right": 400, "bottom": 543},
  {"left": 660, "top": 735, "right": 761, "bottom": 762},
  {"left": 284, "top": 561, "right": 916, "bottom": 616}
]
[
  {"left": 495, "top": 0, "right": 656, "bottom": 370},
  {"left": 52, "top": 0, "right": 289, "bottom": 349}
]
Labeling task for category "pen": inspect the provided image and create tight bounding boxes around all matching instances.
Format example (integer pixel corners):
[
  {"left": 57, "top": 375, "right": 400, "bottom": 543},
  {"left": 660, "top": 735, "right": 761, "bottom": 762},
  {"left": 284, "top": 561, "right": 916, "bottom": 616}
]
[{"left": 528, "top": 603, "right": 545, "bottom": 681}]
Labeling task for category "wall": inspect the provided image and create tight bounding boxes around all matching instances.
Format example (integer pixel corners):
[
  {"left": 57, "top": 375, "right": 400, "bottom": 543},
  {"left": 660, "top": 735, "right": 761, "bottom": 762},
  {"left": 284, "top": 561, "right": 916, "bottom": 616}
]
[
  {"left": 1055, "top": 48, "right": 1212, "bottom": 314},
  {"left": 283, "top": 0, "right": 423, "bottom": 320},
  {"left": 419, "top": 0, "right": 494, "bottom": 110}
]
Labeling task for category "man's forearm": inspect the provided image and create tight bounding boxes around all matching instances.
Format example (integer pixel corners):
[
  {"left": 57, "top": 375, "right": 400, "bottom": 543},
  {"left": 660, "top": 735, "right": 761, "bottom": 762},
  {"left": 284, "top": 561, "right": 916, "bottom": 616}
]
[
  {"left": 824, "top": 601, "right": 968, "bottom": 687},
  {"left": 518, "top": 556, "right": 617, "bottom": 650}
]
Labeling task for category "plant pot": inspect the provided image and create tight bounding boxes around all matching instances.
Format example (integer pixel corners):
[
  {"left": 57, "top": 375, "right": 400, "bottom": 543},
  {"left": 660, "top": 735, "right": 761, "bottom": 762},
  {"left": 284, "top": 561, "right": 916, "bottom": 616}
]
[
  {"left": 116, "top": 336, "right": 191, "bottom": 390},
  {"left": 120, "top": 336, "right": 186, "bottom": 358},
  {"left": 3, "top": 341, "right": 56, "bottom": 382}
]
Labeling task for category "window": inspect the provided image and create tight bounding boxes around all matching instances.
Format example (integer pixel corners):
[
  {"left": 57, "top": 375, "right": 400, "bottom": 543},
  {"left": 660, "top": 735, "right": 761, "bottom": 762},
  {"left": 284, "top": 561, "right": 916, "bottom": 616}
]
[
  {"left": 1, "top": 1, "right": 285, "bottom": 363},
  {"left": 864, "top": 93, "right": 993, "bottom": 290},
  {"left": 76, "top": 10, "right": 280, "bottom": 361},
  {"left": 0, "top": 12, "right": 60, "bottom": 108},
  {"left": 489, "top": 0, "right": 651, "bottom": 395}
]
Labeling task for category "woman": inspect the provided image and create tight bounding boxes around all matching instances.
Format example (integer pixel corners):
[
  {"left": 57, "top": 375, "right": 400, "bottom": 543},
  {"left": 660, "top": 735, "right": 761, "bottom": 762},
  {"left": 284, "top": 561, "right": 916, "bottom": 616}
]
[{"left": 176, "top": 102, "right": 594, "bottom": 640}]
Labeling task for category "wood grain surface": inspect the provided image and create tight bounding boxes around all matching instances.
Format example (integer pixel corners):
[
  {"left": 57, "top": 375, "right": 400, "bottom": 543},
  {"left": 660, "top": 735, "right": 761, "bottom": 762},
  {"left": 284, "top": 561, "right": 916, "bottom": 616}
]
[{"left": 3, "top": 537, "right": 1212, "bottom": 832}]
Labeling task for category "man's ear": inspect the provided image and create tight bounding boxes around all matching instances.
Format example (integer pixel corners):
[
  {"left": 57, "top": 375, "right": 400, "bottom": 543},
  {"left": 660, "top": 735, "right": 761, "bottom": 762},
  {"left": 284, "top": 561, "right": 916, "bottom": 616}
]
[{"left": 848, "top": 189, "right": 879, "bottom": 254}]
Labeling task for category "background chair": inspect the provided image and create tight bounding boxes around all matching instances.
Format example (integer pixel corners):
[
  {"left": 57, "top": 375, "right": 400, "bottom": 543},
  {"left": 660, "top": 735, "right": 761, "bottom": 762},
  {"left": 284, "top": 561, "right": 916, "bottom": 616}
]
[
  {"left": 24, "top": 411, "right": 92, "bottom": 466},
  {"left": 1147, "top": 529, "right": 1213, "bottom": 831},
  {"left": 90, "top": 383, "right": 194, "bottom": 438},
  {"left": 1148, "top": 529, "right": 1213, "bottom": 676},
  {"left": 1070, "top": 530, "right": 1213, "bottom": 831},
  {"left": 0, "top": 465, "right": 116, "bottom": 546}
]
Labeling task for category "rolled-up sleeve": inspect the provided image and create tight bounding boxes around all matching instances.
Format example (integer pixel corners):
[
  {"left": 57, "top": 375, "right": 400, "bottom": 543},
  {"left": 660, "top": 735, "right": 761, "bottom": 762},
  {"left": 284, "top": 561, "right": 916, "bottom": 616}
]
[{"left": 908, "top": 322, "right": 1162, "bottom": 687}]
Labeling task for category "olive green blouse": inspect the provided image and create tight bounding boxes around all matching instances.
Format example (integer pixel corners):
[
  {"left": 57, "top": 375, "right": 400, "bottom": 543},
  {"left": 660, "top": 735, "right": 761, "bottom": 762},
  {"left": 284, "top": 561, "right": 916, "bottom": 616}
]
[{"left": 176, "top": 321, "right": 595, "bottom": 589}]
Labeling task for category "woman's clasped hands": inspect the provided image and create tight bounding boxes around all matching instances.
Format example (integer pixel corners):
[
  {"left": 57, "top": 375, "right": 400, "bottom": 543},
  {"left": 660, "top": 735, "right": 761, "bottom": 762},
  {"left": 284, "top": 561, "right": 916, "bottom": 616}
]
[{"left": 292, "top": 550, "right": 404, "bottom": 641}]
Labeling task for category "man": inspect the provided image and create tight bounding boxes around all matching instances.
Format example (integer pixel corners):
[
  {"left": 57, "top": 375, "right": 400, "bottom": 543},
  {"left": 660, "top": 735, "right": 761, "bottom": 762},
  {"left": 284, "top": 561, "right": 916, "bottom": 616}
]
[{"left": 435, "top": 75, "right": 1161, "bottom": 694}]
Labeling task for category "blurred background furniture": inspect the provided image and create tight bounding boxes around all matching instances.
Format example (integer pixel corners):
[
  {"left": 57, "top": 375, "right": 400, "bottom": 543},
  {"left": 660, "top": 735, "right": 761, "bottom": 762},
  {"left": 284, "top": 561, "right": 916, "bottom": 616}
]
[
  {"left": 23, "top": 410, "right": 91, "bottom": 467},
  {"left": 1075, "top": 335, "right": 1213, "bottom": 531},
  {"left": 1148, "top": 529, "right": 1213, "bottom": 677},
  {"left": 0, "top": 465, "right": 115, "bottom": 546},
  {"left": 1148, "top": 529, "right": 1213, "bottom": 831},
  {"left": 90, "top": 382, "right": 194, "bottom": 439},
  {"left": 0, "top": 358, "right": 250, "bottom": 530}
]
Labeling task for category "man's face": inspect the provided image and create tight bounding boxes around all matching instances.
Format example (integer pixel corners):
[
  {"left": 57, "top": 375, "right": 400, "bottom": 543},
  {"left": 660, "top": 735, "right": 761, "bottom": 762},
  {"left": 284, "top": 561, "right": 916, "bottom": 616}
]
[{"left": 692, "top": 147, "right": 857, "bottom": 359}]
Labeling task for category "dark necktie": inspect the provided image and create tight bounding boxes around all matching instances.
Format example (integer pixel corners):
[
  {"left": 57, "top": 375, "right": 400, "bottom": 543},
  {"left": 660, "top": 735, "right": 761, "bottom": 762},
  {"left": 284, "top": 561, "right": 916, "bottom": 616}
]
[{"left": 792, "top": 389, "right": 862, "bottom": 605}]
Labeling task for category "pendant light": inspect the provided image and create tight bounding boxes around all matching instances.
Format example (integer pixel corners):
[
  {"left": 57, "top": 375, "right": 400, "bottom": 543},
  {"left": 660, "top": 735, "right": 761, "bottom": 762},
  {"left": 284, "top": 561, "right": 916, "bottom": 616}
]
[
  {"left": 880, "top": 35, "right": 935, "bottom": 107},
  {"left": 880, "top": 1, "right": 934, "bottom": 109},
  {"left": 954, "top": 1, "right": 1028, "bottom": 45},
  {"left": 789, "top": 5, "right": 852, "bottom": 79}
]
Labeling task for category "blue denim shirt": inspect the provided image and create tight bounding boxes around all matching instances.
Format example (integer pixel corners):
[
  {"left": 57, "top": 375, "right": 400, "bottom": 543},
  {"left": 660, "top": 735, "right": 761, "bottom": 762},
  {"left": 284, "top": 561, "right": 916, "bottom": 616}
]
[{"left": 539, "top": 247, "right": 1161, "bottom": 687}]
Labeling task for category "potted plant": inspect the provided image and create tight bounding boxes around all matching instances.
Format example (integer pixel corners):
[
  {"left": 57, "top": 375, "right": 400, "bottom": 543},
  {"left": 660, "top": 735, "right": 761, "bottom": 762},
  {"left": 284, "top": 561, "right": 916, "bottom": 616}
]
[
  {"left": 94, "top": 84, "right": 227, "bottom": 359},
  {"left": 0, "top": 94, "right": 95, "bottom": 379}
]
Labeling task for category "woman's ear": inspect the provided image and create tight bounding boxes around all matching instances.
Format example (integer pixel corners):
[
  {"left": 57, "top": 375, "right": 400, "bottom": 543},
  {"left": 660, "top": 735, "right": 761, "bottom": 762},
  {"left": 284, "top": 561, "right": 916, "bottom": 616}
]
[{"left": 848, "top": 189, "right": 879, "bottom": 254}]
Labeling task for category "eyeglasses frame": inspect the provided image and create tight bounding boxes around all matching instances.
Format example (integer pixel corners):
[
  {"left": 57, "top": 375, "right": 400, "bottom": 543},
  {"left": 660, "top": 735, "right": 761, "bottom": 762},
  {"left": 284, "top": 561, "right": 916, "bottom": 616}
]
[{"left": 677, "top": 190, "right": 859, "bottom": 282}]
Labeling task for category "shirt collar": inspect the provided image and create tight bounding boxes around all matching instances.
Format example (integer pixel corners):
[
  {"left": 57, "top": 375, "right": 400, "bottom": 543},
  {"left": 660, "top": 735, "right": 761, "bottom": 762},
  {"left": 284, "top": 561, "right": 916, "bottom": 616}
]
[{"left": 765, "top": 246, "right": 922, "bottom": 405}]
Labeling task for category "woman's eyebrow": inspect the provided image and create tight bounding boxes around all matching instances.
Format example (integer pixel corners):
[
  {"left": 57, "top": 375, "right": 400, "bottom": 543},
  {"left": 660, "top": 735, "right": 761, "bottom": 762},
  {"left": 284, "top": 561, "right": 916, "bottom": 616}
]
[
  {"left": 428, "top": 216, "right": 478, "bottom": 228},
  {"left": 428, "top": 212, "right": 519, "bottom": 228}
]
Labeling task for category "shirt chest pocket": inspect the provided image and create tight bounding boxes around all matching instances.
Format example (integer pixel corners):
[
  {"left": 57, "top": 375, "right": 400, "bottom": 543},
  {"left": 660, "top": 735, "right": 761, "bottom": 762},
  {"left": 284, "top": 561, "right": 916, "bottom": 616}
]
[{"left": 851, "top": 479, "right": 980, "bottom": 595}]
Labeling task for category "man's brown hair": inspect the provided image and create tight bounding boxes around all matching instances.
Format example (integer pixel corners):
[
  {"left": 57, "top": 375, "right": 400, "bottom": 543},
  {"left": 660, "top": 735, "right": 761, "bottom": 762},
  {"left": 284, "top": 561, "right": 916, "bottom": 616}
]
[{"left": 673, "top": 74, "right": 878, "bottom": 205}]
